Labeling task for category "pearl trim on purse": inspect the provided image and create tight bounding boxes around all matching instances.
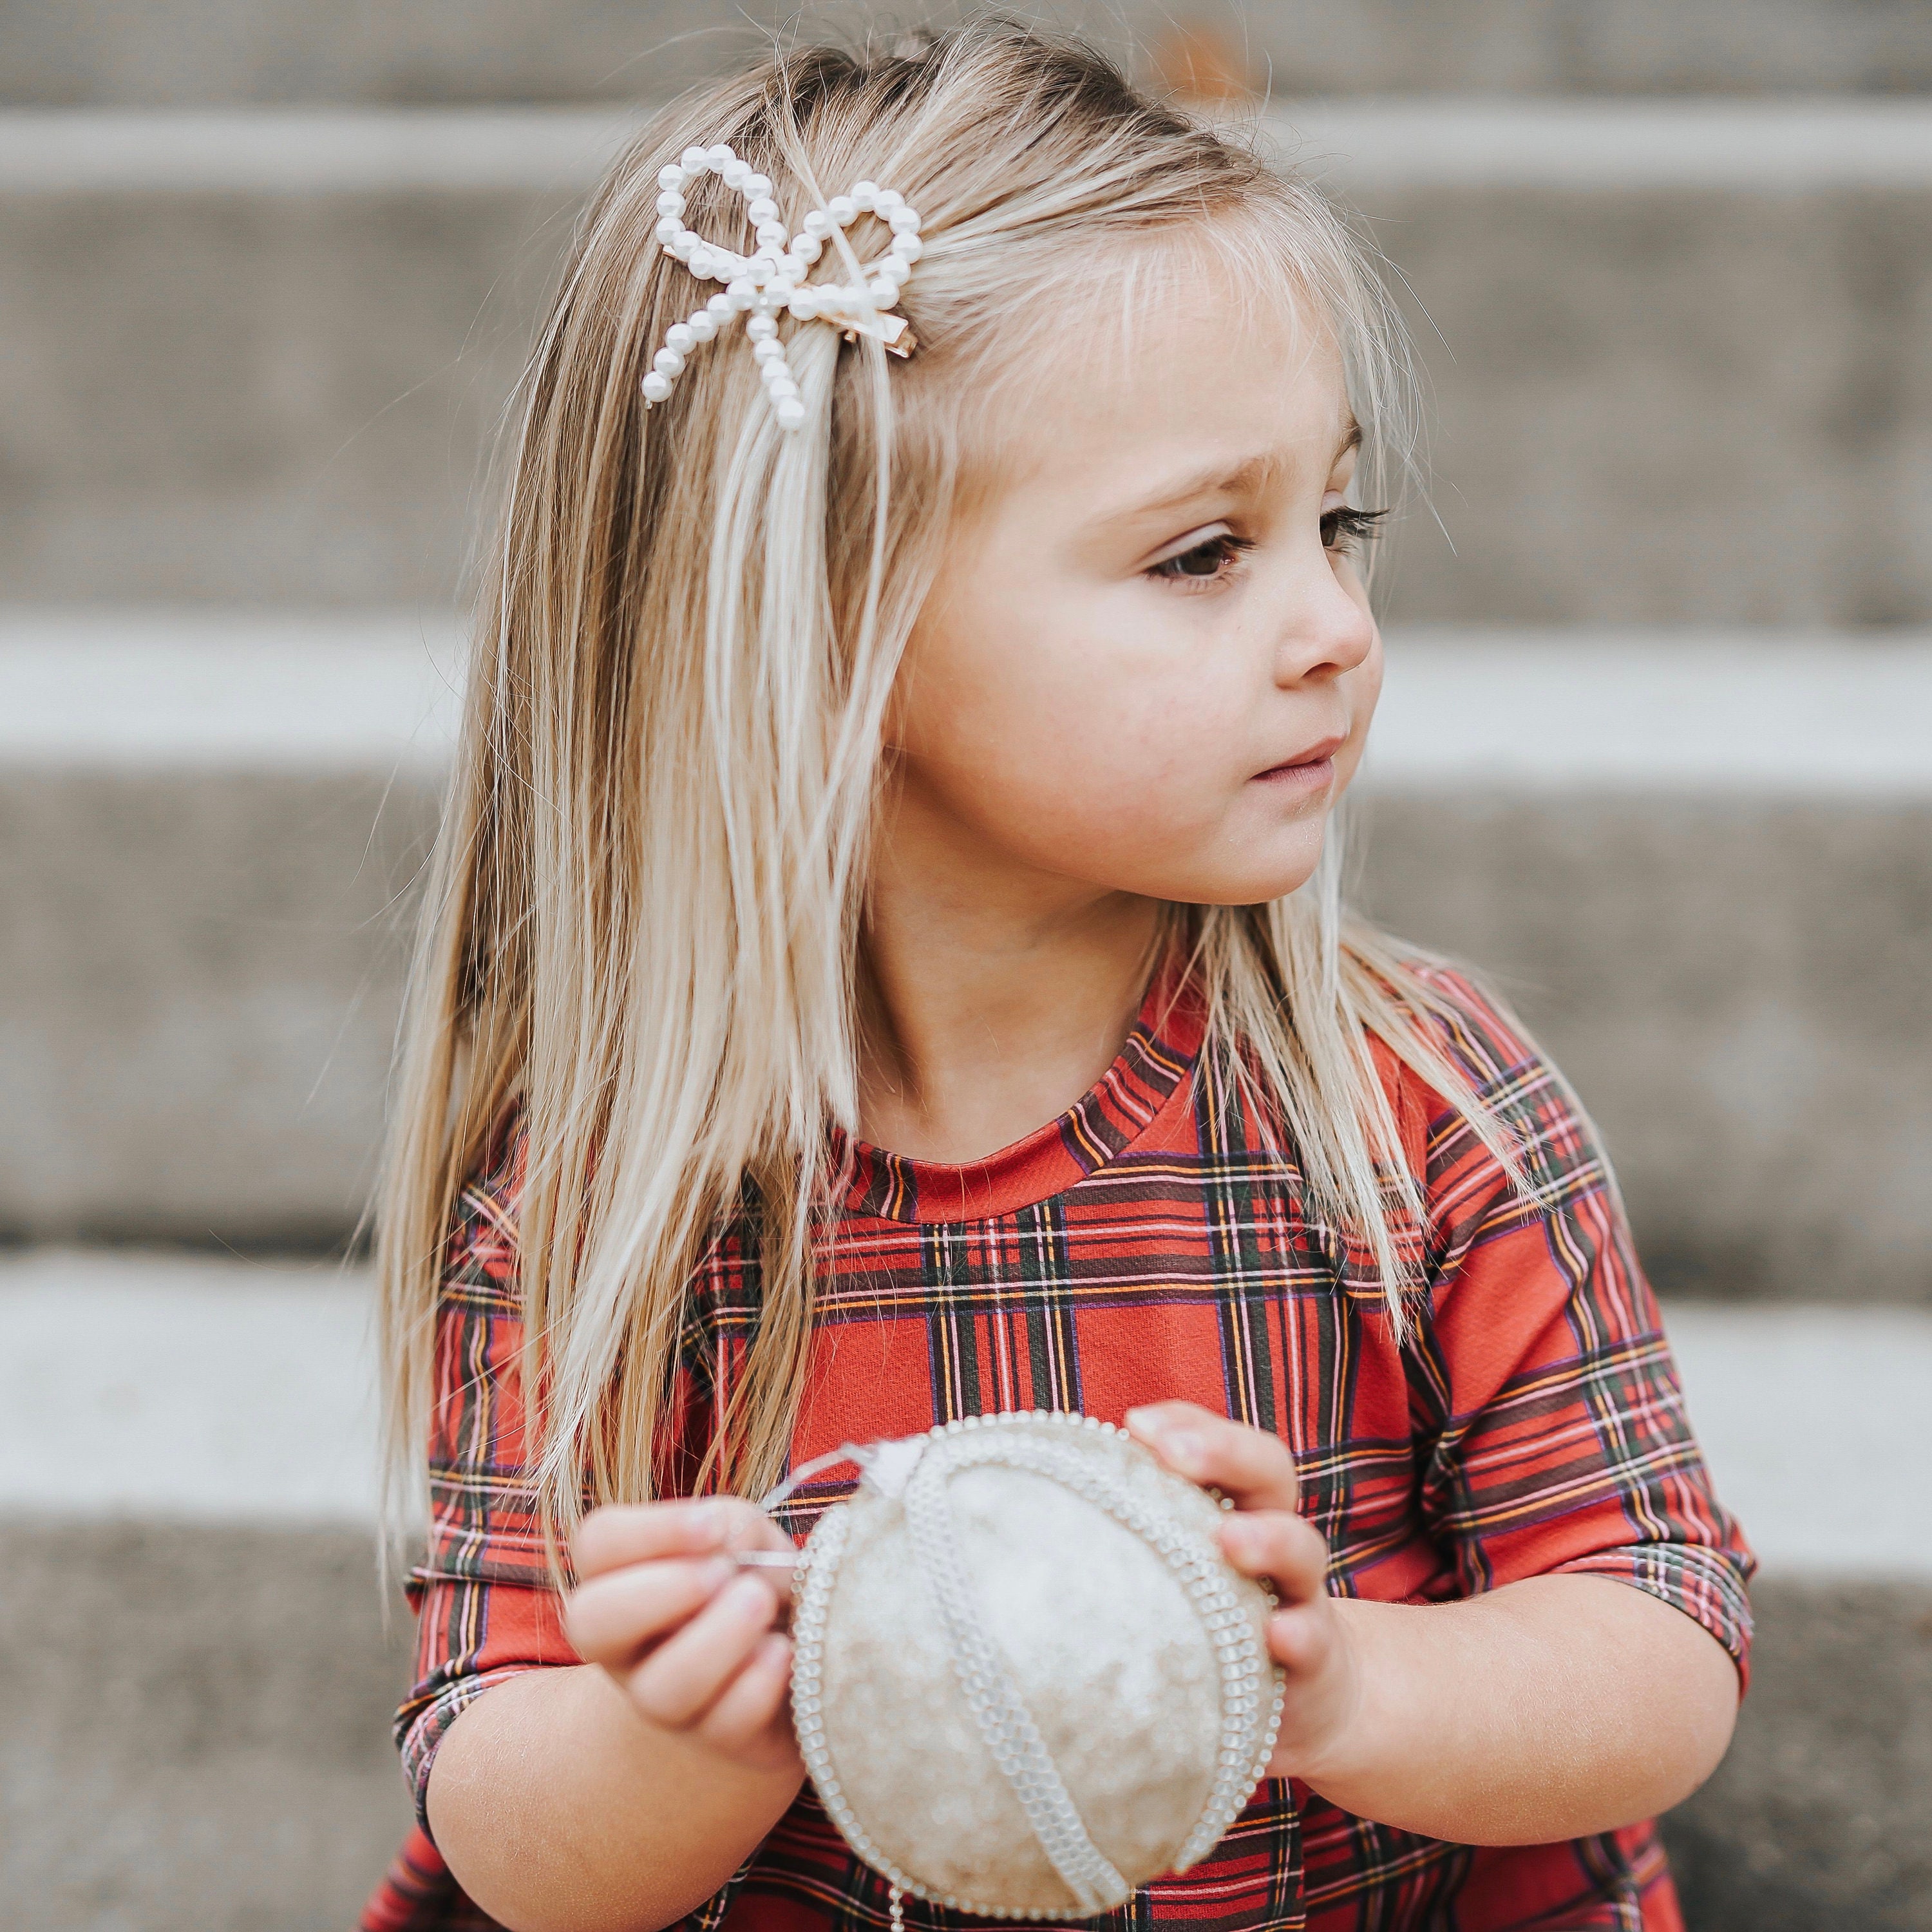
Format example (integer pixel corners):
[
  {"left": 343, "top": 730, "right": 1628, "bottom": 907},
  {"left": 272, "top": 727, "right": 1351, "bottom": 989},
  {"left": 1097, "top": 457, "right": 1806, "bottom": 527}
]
[{"left": 785, "top": 1411, "right": 1288, "bottom": 1922}]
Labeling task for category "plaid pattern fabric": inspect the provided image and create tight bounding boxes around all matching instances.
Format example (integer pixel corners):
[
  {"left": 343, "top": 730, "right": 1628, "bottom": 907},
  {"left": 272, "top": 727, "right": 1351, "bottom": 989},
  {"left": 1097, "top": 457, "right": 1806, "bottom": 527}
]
[{"left": 363, "top": 967, "right": 1752, "bottom": 1932}]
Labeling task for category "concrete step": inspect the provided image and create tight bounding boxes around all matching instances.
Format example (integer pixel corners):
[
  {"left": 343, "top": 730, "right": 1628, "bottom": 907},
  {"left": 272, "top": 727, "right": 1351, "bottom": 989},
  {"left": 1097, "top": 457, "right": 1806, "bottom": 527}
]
[
  {"left": 1, "top": 0, "right": 1927, "bottom": 107},
  {"left": 6, "top": 614, "right": 1929, "bottom": 1299},
  {"left": 1, "top": 1251, "right": 1927, "bottom": 1930},
  {"left": 4, "top": 100, "right": 1932, "bottom": 622}
]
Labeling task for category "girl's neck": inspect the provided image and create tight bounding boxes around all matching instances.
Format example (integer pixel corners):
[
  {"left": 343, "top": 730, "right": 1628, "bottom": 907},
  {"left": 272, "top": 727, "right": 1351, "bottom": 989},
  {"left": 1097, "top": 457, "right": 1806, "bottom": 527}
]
[{"left": 856, "top": 815, "right": 1166, "bottom": 1166}]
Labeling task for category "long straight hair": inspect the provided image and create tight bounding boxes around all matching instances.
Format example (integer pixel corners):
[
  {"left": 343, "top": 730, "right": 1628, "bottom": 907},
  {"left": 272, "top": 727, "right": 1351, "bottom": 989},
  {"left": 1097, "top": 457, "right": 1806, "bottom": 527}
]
[{"left": 377, "top": 24, "right": 1530, "bottom": 1553}]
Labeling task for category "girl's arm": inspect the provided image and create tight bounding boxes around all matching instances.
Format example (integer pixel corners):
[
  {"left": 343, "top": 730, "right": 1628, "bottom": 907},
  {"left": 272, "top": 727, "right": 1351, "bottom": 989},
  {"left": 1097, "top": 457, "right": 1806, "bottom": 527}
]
[
  {"left": 1126, "top": 1403, "right": 1740, "bottom": 1844},
  {"left": 424, "top": 1498, "right": 806, "bottom": 1932}
]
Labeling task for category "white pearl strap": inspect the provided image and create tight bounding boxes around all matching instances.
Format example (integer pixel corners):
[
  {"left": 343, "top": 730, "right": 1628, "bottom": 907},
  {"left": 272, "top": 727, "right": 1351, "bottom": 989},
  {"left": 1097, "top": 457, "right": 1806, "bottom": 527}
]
[
  {"left": 902, "top": 1446, "right": 1132, "bottom": 1917},
  {"left": 642, "top": 140, "right": 924, "bottom": 432}
]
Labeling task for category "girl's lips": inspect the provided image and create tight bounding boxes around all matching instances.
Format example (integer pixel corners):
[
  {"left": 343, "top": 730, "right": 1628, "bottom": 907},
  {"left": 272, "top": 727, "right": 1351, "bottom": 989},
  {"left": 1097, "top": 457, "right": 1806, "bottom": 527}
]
[
  {"left": 1253, "top": 735, "right": 1345, "bottom": 786},
  {"left": 1253, "top": 755, "right": 1336, "bottom": 790}
]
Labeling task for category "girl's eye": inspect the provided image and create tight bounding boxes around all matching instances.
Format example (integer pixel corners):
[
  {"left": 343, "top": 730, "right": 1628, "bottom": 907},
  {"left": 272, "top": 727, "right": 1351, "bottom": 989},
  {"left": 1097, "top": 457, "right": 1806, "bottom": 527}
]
[
  {"left": 1322, "top": 506, "right": 1388, "bottom": 554},
  {"left": 1148, "top": 532, "right": 1254, "bottom": 584}
]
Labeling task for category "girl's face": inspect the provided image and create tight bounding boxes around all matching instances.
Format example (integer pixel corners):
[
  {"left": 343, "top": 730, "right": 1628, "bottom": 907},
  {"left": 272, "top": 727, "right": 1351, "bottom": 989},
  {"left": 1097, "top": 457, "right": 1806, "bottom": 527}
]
[{"left": 889, "top": 270, "right": 1381, "bottom": 911}]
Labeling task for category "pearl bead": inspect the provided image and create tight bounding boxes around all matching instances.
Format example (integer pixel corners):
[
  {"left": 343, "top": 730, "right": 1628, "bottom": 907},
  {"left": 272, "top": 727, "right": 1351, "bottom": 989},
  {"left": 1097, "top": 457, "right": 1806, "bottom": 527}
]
[
  {"left": 666, "top": 323, "right": 697, "bottom": 353},
  {"left": 706, "top": 294, "right": 735, "bottom": 317},
  {"left": 768, "top": 380, "right": 800, "bottom": 404},
  {"left": 706, "top": 143, "right": 734, "bottom": 167},
  {"left": 658, "top": 164, "right": 685, "bottom": 190},
  {"left": 766, "top": 278, "right": 796, "bottom": 301},
  {"left": 791, "top": 233, "right": 822, "bottom": 263},
  {"left": 744, "top": 173, "right": 772, "bottom": 200},
  {"left": 869, "top": 277, "right": 900, "bottom": 307},
  {"left": 656, "top": 191, "right": 685, "bottom": 217},
  {"left": 745, "top": 314, "right": 776, "bottom": 340},
  {"left": 873, "top": 188, "right": 904, "bottom": 217},
  {"left": 681, "top": 146, "right": 710, "bottom": 173},
  {"left": 746, "top": 196, "right": 778, "bottom": 223},
  {"left": 752, "top": 338, "right": 785, "bottom": 363},
  {"left": 654, "top": 347, "right": 685, "bottom": 375},
  {"left": 670, "top": 229, "right": 698, "bottom": 256},
  {"left": 852, "top": 180, "right": 879, "bottom": 210},
  {"left": 654, "top": 216, "right": 680, "bottom": 243},
  {"left": 687, "top": 311, "right": 717, "bottom": 341},
  {"left": 755, "top": 221, "right": 788, "bottom": 249},
  {"left": 775, "top": 397, "right": 806, "bottom": 430},
  {"left": 726, "top": 281, "right": 757, "bottom": 310},
  {"left": 890, "top": 231, "right": 922, "bottom": 260},
  {"left": 827, "top": 195, "right": 857, "bottom": 225},
  {"left": 878, "top": 256, "right": 912, "bottom": 285},
  {"left": 788, "top": 290, "right": 820, "bottom": 321},
  {"left": 641, "top": 372, "right": 672, "bottom": 402},
  {"left": 721, "top": 156, "right": 750, "bottom": 187},
  {"left": 889, "top": 206, "right": 921, "bottom": 234},
  {"left": 802, "top": 210, "right": 831, "bottom": 239}
]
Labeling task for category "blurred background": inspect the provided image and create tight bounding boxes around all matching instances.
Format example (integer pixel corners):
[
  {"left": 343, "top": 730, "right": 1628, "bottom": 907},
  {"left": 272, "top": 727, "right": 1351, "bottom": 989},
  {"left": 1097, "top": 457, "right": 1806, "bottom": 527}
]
[{"left": 1, "top": 3, "right": 1928, "bottom": 1927}]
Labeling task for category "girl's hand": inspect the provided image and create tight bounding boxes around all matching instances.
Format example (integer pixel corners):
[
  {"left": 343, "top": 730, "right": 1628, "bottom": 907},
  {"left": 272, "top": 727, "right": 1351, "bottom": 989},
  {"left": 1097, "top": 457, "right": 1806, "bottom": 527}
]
[
  {"left": 1124, "top": 1401, "right": 1360, "bottom": 1783},
  {"left": 566, "top": 1497, "right": 803, "bottom": 1775}
]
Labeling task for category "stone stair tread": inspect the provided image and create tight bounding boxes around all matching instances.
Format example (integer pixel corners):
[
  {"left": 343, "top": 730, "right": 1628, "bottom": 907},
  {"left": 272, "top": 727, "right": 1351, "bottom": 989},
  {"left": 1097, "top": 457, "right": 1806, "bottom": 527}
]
[
  {"left": 1371, "top": 628, "right": 1932, "bottom": 795},
  {"left": 0, "top": 608, "right": 462, "bottom": 769},
  {"left": 3, "top": 1250, "right": 1927, "bottom": 1575},
  {"left": 8, "top": 610, "right": 1929, "bottom": 793},
  {"left": 5, "top": 98, "right": 1932, "bottom": 194}
]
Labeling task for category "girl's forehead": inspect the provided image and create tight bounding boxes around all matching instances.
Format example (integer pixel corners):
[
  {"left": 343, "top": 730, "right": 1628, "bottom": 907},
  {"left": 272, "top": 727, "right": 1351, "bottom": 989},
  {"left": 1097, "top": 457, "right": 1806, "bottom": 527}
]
[{"left": 981, "top": 270, "right": 1353, "bottom": 489}]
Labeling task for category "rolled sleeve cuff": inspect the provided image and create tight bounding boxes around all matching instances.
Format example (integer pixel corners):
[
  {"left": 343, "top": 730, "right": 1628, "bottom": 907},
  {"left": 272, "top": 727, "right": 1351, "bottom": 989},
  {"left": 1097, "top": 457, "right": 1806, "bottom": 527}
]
[
  {"left": 1554, "top": 1540, "right": 1756, "bottom": 1692},
  {"left": 398, "top": 1662, "right": 553, "bottom": 1834}
]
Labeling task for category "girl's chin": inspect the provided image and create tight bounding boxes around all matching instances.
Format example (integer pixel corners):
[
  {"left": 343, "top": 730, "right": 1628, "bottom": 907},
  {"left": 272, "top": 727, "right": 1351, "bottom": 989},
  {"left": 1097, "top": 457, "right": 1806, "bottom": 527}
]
[{"left": 1150, "top": 853, "right": 1327, "bottom": 909}]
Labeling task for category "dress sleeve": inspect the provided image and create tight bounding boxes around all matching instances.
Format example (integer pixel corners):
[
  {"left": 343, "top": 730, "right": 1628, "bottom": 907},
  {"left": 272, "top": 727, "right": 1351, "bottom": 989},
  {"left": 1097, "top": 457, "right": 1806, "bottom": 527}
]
[
  {"left": 1397, "top": 969, "right": 1756, "bottom": 1685},
  {"left": 393, "top": 1127, "right": 581, "bottom": 1830}
]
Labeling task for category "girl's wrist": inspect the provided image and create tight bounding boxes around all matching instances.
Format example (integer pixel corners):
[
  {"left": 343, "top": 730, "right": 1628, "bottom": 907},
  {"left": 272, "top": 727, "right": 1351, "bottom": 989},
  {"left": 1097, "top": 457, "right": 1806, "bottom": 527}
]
[{"left": 1278, "top": 1597, "right": 1414, "bottom": 1801}]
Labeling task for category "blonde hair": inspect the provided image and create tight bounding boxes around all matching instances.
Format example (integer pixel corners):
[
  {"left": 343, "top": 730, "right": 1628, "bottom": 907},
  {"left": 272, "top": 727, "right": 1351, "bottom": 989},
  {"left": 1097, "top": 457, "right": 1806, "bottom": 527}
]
[{"left": 377, "top": 23, "right": 1527, "bottom": 1552}]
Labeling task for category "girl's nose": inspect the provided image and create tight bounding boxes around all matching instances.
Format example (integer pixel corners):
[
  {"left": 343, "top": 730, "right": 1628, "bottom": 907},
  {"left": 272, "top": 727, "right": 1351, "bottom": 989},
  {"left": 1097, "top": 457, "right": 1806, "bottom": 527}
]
[{"left": 1270, "top": 550, "right": 1377, "bottom": 688}]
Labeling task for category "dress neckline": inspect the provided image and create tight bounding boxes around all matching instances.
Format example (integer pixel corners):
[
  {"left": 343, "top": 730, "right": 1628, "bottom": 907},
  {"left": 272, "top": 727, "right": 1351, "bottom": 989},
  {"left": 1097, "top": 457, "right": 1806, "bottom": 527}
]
[{"left": 833, "top": 966, "right": 1208, "bottom": 1225}]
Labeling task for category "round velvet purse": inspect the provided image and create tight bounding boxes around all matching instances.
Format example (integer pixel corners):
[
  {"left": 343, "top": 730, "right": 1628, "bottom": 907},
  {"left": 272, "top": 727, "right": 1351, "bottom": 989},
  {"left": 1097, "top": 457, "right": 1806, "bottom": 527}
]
[{"left": 772, "top": 1411, "right": 1285, "bottom": 1921}]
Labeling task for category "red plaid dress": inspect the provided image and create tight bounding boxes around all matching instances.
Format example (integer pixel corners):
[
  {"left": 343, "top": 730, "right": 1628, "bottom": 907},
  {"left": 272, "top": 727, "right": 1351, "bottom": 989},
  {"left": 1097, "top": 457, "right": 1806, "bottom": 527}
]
[{"left": 362, "top": 967, "right": 1752, "bottom": 1932}]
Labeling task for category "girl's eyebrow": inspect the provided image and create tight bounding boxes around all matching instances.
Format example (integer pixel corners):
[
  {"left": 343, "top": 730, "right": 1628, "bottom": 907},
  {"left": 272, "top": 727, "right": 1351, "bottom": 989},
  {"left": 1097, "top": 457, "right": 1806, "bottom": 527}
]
[{"left": 1101, "top": 421, "right": 1365, "bottom": 527}]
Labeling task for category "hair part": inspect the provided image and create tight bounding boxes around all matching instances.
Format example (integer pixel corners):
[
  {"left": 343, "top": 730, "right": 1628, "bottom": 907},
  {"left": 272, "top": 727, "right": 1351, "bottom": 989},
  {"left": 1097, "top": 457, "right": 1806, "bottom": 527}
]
[{"left": 377, "top": 19, "right": 1532, "bottom": 1567}]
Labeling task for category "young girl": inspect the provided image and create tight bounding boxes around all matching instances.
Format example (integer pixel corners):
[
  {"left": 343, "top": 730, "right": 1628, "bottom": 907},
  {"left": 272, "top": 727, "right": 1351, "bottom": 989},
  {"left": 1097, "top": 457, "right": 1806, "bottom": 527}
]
[{"left": 362, "top": 25, "right": 1751, "bottom": 1932}]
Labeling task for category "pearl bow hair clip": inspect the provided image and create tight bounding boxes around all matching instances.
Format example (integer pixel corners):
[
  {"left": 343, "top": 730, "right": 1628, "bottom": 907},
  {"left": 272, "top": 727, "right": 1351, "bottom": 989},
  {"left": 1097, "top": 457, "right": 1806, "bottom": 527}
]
[{"left": 643, "top": 140, "right": 923, "bottom": 431}]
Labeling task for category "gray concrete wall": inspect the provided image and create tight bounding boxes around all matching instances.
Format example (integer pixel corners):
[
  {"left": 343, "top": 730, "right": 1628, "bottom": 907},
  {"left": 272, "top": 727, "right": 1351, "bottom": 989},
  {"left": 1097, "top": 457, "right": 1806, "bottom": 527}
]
[
  {"left": 0, "top": 1522, "right": 414, "bottom": 1932},
  {"left": 5, "top": 106, "right": 1932, "bottom": 624},
  {"left": 5, "top": 728, "right": 1927, "bottom": 1300},
  {"left": 3, "top": 1520, "right": 1925, "bottom": 1932},
  {"left": 1358, "top": 791, "right": 1932, "bottom": 1303},
  {"left": 0, "top": 761, "right": 430, "bottom": 1244},
  {"left": 3, "top": 0, "right": 1929, "bottom": 106}
]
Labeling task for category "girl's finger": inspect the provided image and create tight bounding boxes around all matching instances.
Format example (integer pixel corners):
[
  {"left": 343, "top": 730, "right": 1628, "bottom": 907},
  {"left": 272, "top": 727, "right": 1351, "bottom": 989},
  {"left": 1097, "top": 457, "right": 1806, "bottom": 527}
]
[
  {"left": 564, "top": 1554, "right": 735, "bottom": 1663},
  {"left": 624, "top": 1573, "right": 784, "bottom": 1728},
  {"left": 1219, "top": 1508, "right": 1330, "bottom": 1605},
  {"left": 696, "top": 1631, "right": 799, "bottom": 1757},
  {"left": 573, "top": 1496, "right": 784, "bottom": 1580},
  {"left": 1266, "top": 1602, "right": 1338, "bottom": 1678},
  {"left": 1124, "top": 1401, "right": 1300, "bottom": 1513}
]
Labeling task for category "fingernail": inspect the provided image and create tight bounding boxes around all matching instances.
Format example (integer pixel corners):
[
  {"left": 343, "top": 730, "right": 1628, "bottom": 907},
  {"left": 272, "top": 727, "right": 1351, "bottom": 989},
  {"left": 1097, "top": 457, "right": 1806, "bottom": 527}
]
[
  {"left": 726, "top": 1574, "right": 773, "bottom": 1616},
  {"left": 1222, "top": 1517, "right": 1257, "bottom": 1560},
  {"left": 697, "top": 1555, "right": 735, "bottom": 1591},
  {"left": 1165, "top": 1431, "right": 1207, "bottom": 1476},
  {"left": 684, "top": 1500, "right": 724, "bottom": 1545}
]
